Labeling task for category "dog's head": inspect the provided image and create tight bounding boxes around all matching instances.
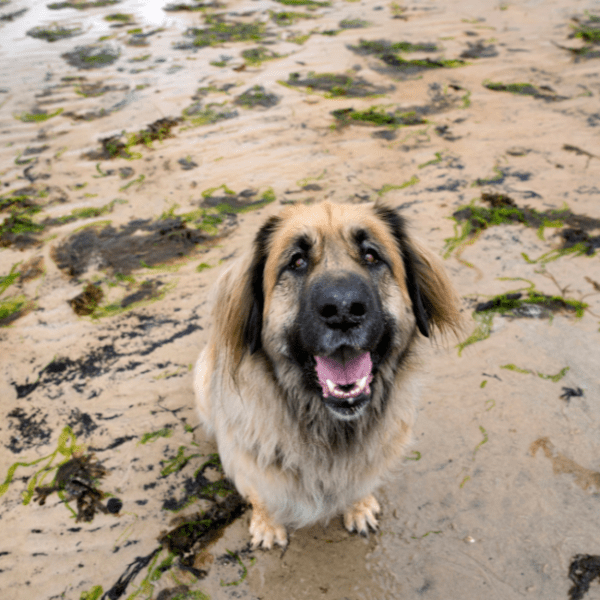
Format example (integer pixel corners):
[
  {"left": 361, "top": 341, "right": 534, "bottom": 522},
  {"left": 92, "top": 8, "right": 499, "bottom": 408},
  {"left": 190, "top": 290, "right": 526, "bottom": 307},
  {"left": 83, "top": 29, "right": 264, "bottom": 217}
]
[{"left": 215, "top": 201, "right": 460, "bottom": 422}]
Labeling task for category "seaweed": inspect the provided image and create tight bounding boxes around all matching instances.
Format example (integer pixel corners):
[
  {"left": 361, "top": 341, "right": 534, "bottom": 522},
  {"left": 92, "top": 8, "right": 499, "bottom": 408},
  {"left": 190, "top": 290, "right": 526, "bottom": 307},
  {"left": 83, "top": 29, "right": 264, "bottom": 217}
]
[
  {"left": 274, "top": 0, "right": 330, "bottom": 5},
  {"left": 181, "top": 103, "right": 238, "bottom": 127},
  {"left": 27, "top": 24, "right": 83, "bottom": 42},
  {"left": 104, "top": 12, "right": 132, "bottom": 22},
  {"left": 0, "top": 210, "right": 45, "bottom": 249},
  {"left": 445, "top": 192, "right": 600, "bottom": 261},
  {"left": 0, "top": 8, "right": 27, "bottom": 21},
  {"left": 69, "top": 282, "right": 104, "bottom": 316},
  {"left": 15, "top": 107, "right": 64, "bottom": 122},
  {"left": 349, "top": 39, "right": 438, "bottom": 54},
  {"left": 284, "top": 71, "right": 393, "bottom": 97},
  {"left": 339, "top": 18, "right": 369, "bottom": 29},
  {"left": 61, "top": 44, "right": 120, "bottom": 69},
  {"left": 182, "top": 17, "right": 268, "bottom": 48},
  {"left": 331, "top": 106, "right": 426, "bottom": 127},
  {"left": 234, "top": 85, "right": 279, "bottom": 108},
  {"left": 269, "top": 10, "right": 314, "bottom": 25},
  {"left": 569, "top": 555, "right": 600, "bottom": 600},
  {"left": 570, "top": 13, "right": 600, "bottom": 44},
  {"left": 458, "top": 280, "right": 586, "bottom": 354},
  {"left": 163, "top": 1, "right": 222, "bottom": 11},
  {"left": 85, "top": 117, "right": 182, "bottom": 160},
  {"left": 483, "top": 80, "right": 569, "bottom": 101},
  {"left": 241, "top": 46, "right": 284, "bottom": 66},
  {"left": 48, "top": 0, "right": 120, "bottom": 8},
  {"left": 34, "top": 454, "right": 110, "bottom": 523},
  {"left": 378, "top": 55, "right": 467, "bottom": 72}
]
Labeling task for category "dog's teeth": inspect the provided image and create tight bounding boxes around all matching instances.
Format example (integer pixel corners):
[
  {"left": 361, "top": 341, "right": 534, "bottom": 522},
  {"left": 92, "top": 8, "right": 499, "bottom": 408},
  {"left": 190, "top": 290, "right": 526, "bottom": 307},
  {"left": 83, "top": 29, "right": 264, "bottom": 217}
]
[
  {"left": 357, "top": 375, "right": 368, "bottom": 390},
  {"left": 326, "top": 379, "right": 336, "bottom": 394}
]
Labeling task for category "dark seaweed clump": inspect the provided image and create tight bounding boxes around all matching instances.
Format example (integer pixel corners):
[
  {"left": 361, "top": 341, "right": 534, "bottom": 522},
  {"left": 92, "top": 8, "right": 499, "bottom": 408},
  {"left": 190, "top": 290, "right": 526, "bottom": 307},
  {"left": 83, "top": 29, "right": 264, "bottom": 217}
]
[
  {"left": 350, "top": 39, "right": 438, "bottom": 54},
  {"left": 61, "top": 44, "right": 121, "bottom": 69},
  {"left": 234, "top": 85, "right": 279, "bottom": 108},
  {"left": 27, "top": 24, "right": 83, "bottom": 42},
  {"left": 331, "top": 107, "right": 426, "bottom": 127},
  {"left": 569, "top": 13, "right": 600, "bottom": 44},
  {"left": 178, "top": 16, "right": 268, "bottom": 49},
  {"left": 483, "top": 80, "right": 569, "bottom": 101},
  {"left": 69, "top": 282, "right": 104, "bottom": 316},
  {"left": 569, "top": 555, "right": 600, "bottom": 600},
  {"left": 286, "top": 71, "right": 393, "bottom": 97},
  {"left": 48, "top": 0, "right": 120, "bottom": 9},
  {"left": 163, "top": 1, "right": 222, "bottom": 11},
  {"left": 474, "top": 291, "right": 586, "bottom": 319},
  {"left": 34, "top": 454, "right": 110, "bottom": 523},
  {"left": 348, "top": 39, "right": 466, "bottom": 75},
  {"left": 451, "top": 192, "right": 600, "bottom": 256},
  {"left": 85, "top": 117, "right": 182, "bottom": 160}
]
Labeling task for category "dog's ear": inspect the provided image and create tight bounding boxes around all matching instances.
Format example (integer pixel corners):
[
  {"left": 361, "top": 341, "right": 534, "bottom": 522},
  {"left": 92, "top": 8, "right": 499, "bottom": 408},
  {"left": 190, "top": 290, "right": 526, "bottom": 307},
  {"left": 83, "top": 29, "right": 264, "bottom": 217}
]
[
  {"left": 213, "top": 215, "right": 282, "bottom": 373},
  {"left": 375, "top": 204, "right": 461, "bottom": 338}
]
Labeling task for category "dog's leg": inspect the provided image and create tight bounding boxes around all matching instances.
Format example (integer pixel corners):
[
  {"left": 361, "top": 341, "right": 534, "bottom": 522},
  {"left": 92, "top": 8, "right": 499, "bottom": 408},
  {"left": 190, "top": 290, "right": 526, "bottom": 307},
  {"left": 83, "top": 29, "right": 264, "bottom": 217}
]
[
  {"left": 248, "top": 492, "right": 288, "bottom": 550},
  {"left": 343, "top": 494, "right": 381, "bottom": 535}
]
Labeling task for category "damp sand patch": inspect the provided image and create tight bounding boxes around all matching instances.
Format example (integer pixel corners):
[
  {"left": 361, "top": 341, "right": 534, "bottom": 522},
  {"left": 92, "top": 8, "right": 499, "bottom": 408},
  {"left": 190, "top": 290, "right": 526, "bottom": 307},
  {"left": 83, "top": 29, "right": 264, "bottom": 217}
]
[{"left": 51, "top": 188, "right": 274, "bottom": 278}]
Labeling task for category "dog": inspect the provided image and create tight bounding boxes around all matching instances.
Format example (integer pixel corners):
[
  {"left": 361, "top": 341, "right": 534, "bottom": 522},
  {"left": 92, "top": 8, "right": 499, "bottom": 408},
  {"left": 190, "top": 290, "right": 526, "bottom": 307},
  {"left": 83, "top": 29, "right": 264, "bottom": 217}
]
[{"left": 193, "top": 200, "right": 460, "bottom": 549}]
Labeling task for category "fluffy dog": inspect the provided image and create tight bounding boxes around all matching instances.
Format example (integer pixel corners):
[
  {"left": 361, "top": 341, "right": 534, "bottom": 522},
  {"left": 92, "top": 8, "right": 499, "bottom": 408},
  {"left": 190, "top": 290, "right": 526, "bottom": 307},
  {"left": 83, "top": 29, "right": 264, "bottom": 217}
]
[{"left": 194, "top": 201, "right": 460, "bottom": 549}]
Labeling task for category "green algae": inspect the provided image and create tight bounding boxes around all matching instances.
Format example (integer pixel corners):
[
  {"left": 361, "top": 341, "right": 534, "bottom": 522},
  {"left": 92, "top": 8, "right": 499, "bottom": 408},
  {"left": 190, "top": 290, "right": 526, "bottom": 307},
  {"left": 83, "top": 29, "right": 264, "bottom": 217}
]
[
  {"left": 186, "top": 18, "right": 267, "bottom": 47},
  {"left": 457, "top": 312, "right": 493, "bottom": 356},
  {"left": 269, "top": 10, "right": 315, "bottom": 25},
  {"left": 161, "top": 446, "right": 202, "bottom": 477},
  {"left": 351, "top": 39, "right": 438, "bottom": 54},
  {"left": 377, "top": 176, "right": 419, "bottom": 196},
  {"left": 0, "top": 426, "right": 85, "bottom": 504},
  {"left": 571, "top": 12, "right": 600, "bottom": 43},
  {"left": 444, "top": 192, "right": 600, "bottom": 261},
  {"left": 274, "top": 0, "right": 330, "bottom": 5},
  {"left": 234, "top": 85, "right": 279, "bottom": 108},
  {"left": 27, "top": 24, "right": 83, "bottom": 42},
  {"left": 241, "top": 46, "right": 284, "bottom": 66},
  {"left": 331, "top": 106, "right": 427, "bottom": 127},
  {"left": 104, "top": 13, "right": 133, "bottom": 22},
  {"left": 483, "top": 80, "right": 568, "bottom": 101},
  {"left": 285, "top": 71, "right": 391, "bottom": 98},
  {"left": 501, "top": 364, "right": 570, "bottom": 382},
  {"left": 15, "top": 108, "right": 64, "bottom": 122},
  {"left": 140, "top": 427, "right": 173, "bottom": 445}
]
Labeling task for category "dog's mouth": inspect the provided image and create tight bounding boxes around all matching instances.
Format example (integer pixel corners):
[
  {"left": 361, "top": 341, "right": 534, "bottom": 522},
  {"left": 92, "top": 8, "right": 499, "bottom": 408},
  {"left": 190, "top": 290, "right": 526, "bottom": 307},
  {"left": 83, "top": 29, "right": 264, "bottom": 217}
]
[{"left": 314, "top": 352, "right": 373, "bottom": 420}]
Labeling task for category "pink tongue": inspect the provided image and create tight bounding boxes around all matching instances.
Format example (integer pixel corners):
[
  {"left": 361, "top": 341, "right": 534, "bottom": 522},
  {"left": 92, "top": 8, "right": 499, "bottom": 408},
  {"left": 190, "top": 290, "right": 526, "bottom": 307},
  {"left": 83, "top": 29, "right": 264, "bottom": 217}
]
[{"left": 315, "top": 353, "right": 372, "bottom": 387}]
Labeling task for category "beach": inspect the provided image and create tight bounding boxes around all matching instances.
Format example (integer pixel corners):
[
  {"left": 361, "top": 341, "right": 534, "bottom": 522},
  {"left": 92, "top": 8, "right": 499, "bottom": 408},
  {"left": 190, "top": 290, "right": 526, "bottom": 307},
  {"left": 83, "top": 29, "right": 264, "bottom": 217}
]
[{"left": 1, "top": 0, "right": 600, "bottom": 598}]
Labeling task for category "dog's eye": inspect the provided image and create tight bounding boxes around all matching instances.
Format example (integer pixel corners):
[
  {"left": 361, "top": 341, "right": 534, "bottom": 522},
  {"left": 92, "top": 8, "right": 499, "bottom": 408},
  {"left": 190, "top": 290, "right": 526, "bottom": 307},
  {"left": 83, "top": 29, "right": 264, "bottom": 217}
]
[
  {"left": 290, "top": 253, "right": 307, "bottom": 270},
  {"left": 363, "top": 249, "right": 379, "bottom": 265}
]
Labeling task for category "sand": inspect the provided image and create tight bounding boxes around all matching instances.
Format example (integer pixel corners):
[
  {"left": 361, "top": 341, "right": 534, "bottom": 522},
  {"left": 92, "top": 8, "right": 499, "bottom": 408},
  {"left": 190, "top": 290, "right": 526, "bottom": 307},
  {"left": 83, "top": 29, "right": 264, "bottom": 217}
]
[{"left": 1, "top": 0, "right": 600, "bottom": 599}]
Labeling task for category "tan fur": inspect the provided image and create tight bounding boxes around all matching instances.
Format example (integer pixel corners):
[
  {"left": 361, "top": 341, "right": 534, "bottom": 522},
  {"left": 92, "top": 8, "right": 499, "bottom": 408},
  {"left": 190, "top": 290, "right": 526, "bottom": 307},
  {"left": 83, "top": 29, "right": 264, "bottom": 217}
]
[{"left": 194, "top": 201, "right": 460, "bottom": 549}]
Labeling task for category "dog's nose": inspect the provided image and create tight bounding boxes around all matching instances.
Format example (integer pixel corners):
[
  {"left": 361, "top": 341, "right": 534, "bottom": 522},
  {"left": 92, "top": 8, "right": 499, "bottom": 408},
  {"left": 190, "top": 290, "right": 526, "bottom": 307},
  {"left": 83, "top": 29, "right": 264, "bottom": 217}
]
[{"left": 312, "top": 277, "right": 371, "bottom": 331}]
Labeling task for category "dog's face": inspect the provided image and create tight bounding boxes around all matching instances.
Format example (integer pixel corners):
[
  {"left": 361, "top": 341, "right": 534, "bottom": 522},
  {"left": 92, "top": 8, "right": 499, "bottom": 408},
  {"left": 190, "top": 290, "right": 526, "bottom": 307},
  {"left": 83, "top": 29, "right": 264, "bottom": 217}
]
[{"left": 232, "top": 202, "right": 459, "bottom": 424}]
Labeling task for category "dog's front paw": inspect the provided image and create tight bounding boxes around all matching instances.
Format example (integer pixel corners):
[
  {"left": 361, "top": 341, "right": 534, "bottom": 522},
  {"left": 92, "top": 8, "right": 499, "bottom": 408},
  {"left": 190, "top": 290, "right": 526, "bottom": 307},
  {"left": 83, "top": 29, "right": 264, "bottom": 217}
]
[
  {"left": 249, "top": 505, "right": 288, "bottom": 550},
  {"left": 343, "top": 494, "right": 381, "bottom": 536}
]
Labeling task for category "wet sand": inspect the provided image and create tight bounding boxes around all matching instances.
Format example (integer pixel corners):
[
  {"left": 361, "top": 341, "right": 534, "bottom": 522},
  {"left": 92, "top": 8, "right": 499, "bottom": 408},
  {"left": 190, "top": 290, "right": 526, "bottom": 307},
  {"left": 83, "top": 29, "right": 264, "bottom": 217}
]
[{"left": 1, "top": 0, "right": 600, "bottom": 599}]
